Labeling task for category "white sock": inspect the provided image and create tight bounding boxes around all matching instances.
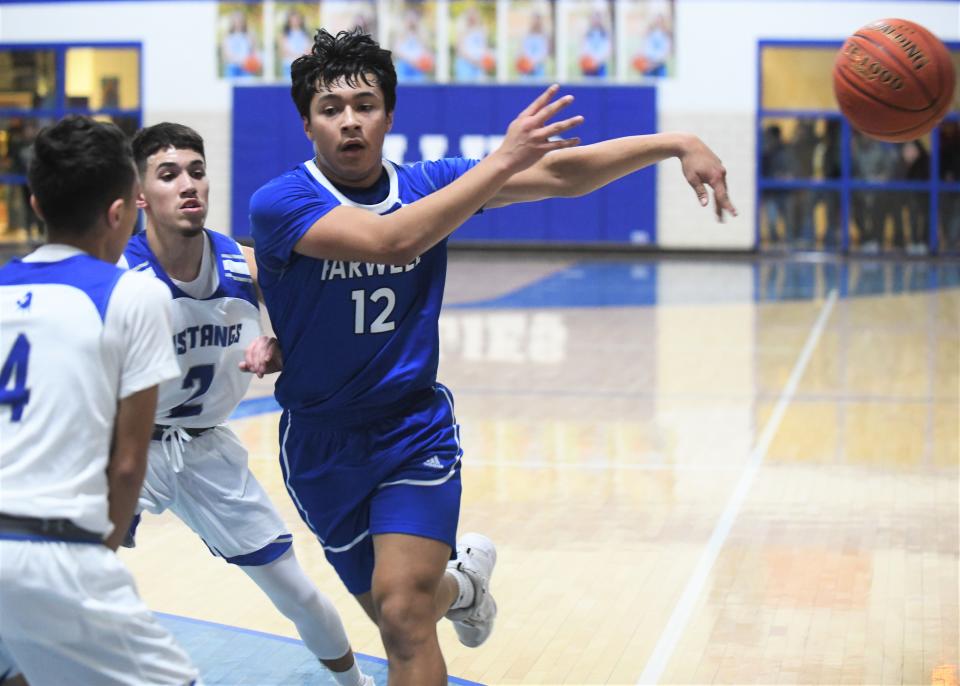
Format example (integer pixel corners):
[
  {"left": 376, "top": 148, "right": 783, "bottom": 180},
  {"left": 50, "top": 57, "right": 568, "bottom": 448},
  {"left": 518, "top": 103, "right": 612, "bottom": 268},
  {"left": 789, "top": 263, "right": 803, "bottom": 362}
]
[
  {"left": 447, "top": 568, "right": 475, "bottom": 610},
  {"left": 241, "top": 548, "right": 352, "bottom": 660}
]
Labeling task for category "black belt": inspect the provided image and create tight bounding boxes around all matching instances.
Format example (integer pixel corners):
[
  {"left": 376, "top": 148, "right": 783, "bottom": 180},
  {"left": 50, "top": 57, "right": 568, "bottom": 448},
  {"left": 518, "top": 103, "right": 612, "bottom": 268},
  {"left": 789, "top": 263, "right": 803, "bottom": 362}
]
[
  {"left": 151, "top": 425, "right": 215, "bottom": 441},
  {"left": 0, "top": 513, "right": 103, "bottom": 544}
]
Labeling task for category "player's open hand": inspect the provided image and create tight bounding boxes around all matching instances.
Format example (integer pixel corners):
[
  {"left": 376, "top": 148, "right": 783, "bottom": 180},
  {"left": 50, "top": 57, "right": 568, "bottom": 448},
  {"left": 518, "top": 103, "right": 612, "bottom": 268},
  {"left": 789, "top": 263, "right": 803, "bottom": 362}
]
[
  {"left": 677, "top": 134, "right": 737, "bottom": 222},
  {"left": 493, "top": 84, "right": 584, "bottom": 175},
  {"left": 239, "top": 335, "right": 283, "bottom": 378}
]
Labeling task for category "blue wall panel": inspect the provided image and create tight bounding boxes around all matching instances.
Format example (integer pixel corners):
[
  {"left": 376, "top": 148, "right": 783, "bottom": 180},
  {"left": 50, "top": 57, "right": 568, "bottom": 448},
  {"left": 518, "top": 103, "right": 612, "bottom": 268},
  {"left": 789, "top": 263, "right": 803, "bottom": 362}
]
[
  {"left": 232, "top": 84, "right": 657, "bottom": 244},
  {"left": 602, "top": 89, "right": 657, "bottom": 243}
]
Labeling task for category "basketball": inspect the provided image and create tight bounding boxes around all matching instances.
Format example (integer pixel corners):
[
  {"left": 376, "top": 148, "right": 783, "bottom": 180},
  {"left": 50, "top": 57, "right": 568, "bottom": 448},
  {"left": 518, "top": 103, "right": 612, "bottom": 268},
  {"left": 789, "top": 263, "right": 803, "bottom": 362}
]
[
  {"left": 416, "top": 53, "right": 435, "bottom": 74},
  {"left": 481, "top": 53, "right": 496, "bottom": 74},
  {"left": 832, "top": 18, "right": 956, "bottom": 142},
  {"left": 632, "top": 55, "right": 650, "bottom": 74},
  {"left": 242, "top": 52, "right": 261, "bottom": 75}
]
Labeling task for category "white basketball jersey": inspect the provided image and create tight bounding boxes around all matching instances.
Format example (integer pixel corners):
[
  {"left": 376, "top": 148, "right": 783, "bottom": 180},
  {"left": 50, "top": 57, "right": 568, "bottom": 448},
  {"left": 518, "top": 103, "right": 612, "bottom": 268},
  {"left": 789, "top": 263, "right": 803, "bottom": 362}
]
[
  {"left": 0, "top": 244, "right": 179, "bottom": 536},
  {"left": 120, "top": 230, "right": 260, "bottom": 428}
]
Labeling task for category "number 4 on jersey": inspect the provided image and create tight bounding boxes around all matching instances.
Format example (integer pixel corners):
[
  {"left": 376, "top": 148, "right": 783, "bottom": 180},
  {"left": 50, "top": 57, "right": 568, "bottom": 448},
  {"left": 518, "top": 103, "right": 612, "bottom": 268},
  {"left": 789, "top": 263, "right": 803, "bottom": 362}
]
[{"left": 0, "top": 333, "right": 31, "bottom": 421}]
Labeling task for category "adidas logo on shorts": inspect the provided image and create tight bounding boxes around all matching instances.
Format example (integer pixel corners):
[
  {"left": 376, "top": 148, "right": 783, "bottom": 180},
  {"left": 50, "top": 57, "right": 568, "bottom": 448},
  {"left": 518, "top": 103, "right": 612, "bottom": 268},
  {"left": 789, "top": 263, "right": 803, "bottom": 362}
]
[{"left": 422, "top": 455, "right": 444, "bottom": 469}]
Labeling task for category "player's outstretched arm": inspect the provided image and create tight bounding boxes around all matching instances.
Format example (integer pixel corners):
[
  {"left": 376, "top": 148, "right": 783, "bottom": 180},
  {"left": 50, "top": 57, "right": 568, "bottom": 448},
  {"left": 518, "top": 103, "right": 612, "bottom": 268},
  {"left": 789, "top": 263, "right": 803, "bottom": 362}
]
[
  {"left": 104, "top": 386, "right": 157, "bottom": 551},
  {"left": 290, "top": 84, "right": 584, "bottom": 264},
  {"left": 488, "top": 131, "right": 737, "bottom": 222}
]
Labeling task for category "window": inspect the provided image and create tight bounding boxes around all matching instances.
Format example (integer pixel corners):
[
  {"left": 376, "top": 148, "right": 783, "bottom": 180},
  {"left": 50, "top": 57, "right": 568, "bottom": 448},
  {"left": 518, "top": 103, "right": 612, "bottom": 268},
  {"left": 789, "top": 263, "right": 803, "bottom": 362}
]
[
  {"left": 0, "top": 49, "right": 57, "bottom": 111},
  {"left": 0, "top": 43, "right": 141, "bottom": 244},
  {"left": 757, "top": 40, "right": 960, "bottom": 255}
]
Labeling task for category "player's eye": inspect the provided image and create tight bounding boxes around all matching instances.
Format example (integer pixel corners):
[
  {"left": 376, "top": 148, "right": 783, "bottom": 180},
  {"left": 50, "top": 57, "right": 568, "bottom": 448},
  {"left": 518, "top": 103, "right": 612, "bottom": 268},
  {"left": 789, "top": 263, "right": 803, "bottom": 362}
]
[{"left": 322, "top": 107, "right": 338, "bottom": 116}]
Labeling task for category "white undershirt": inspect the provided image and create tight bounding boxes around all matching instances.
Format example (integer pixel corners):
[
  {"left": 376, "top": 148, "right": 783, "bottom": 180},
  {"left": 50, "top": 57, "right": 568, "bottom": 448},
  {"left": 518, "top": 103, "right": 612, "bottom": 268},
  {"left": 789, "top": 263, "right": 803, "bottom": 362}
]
[{"left": 170, "top": 233, "right": 217, "bottom": 299}]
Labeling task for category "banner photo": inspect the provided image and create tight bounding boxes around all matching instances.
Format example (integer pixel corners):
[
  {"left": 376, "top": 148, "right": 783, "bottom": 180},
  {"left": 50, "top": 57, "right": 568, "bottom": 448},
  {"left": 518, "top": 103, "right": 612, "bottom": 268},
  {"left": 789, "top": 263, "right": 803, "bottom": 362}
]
[{"left": 218, "top": 2, "right": 265, "bottom": 79}]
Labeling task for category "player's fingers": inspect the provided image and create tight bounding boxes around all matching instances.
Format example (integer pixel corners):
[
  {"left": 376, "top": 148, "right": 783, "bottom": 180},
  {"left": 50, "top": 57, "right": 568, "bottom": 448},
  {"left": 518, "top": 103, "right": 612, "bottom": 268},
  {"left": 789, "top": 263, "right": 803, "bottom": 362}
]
[
  {"left": 520, "top": 83, "right": 560, "bottom": 117},
  {"left": 240, "top": 348, "right": 258, "bottom": 372},
  {"left": 242, "top": 336, "right": 269, "bottom": 374},
  {"left": 532, "top": 94, "right": 575, "bottom": 124},
  {"left": 540, "top": 114, "right": 584, "bottom": 139},
  {"left": 711, "top": 178, "right": 737, "bottom": 220},
  {"left": 689, "top": 175, "right": 709, "bottom": 207},
  {"left": 545, "top": 136, "right": 581, "bottom": 151}
]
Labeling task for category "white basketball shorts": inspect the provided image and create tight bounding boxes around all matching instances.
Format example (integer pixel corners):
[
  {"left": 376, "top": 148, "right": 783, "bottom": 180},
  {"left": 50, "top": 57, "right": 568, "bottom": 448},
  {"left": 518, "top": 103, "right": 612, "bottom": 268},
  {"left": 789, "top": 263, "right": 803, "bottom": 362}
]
[
  {"left": 0, "top": 540, "right": 198, "bottom": 685},
  {"left": 139, "top": 425, "right": 291, "bottom": 563}
]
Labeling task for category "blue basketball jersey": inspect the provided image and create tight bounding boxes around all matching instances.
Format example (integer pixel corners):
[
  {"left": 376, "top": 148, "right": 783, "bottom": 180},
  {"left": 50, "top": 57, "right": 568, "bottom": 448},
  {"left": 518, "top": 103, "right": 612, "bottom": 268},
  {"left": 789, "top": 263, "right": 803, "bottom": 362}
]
[
  {"left": 121, "top": 230, "right": 260, "bottom": 427},
  {"left": 250, "top": 157, "right": 477, "bottom": 423}
]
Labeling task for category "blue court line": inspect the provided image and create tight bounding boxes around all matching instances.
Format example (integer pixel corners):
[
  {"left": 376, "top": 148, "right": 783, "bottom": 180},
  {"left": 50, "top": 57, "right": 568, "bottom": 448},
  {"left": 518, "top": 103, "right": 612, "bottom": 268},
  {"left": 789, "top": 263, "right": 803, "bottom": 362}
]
[
  {"left": 155, "top": 612, "right": 484, "bottom": 686},
  {"left": 230, "top": 395, "right": 281, "bottom": 419}
]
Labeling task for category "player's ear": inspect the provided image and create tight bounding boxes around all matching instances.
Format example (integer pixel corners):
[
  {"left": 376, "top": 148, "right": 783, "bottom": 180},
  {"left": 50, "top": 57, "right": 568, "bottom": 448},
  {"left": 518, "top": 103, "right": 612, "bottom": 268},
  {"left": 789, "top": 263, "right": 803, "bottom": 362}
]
[
  {"left": 386, "top": 110, "right": 394, "bottom": 133},
  {"left": 136, "top": 190, "right": 148, "bottom": 210},
  {"left": 29, "top": 195, "right": 46, "bottom": 223},
  {"left": 302, "top": 116, "right": 313, "bottom": 141},
  {"left": 106, "top": 197, "right": 126, "bottom": 230}
]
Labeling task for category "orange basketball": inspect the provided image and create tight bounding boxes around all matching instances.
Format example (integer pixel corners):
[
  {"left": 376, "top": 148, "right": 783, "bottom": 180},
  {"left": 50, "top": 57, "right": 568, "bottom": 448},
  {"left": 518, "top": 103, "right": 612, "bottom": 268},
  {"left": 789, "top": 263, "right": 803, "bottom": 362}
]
[
  {"left": 580, "top": 55, "right": 598, "bottom": 75},
  {"left": 833, "top": 18, "right": 956, "bottom": 142},
  {"left": 416, "top": 54, "right": 434, "bottom": 74},
  {"left": 243, "top": 53, "right": 262, "bottom": 75},
  {"left": 516, "top": 55, "right": 533, "bottom": 75},
  {"left": 481, "top": 53, "right": 496, "bottom": 74}
]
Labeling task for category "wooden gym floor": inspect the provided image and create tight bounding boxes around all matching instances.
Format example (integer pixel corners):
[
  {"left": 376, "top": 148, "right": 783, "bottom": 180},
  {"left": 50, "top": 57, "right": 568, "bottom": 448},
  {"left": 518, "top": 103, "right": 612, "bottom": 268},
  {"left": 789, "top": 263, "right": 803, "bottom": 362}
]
[{"left": 122, "top": 253, "right": 959, "bottom": 686}]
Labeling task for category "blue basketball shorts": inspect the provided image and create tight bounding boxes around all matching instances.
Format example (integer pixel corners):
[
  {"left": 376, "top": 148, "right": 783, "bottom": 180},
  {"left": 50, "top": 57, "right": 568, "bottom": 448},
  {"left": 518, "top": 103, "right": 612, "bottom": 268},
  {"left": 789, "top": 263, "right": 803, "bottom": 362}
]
[{"left": 278, "top": 384, "right": 463, "bottom": 595}]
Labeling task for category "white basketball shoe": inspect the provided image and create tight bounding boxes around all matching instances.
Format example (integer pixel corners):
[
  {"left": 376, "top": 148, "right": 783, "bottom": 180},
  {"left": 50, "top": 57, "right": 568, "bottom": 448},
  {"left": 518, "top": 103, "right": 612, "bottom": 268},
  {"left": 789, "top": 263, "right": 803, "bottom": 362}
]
[{"left": 445, "top": 533, "right": 498, "bottom": 647}]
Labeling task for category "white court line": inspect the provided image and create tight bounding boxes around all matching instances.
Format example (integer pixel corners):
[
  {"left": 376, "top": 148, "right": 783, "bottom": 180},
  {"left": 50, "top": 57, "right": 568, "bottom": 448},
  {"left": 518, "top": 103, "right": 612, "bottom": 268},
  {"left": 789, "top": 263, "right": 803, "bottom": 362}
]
[{"left": 636, "top": 289, "right": 839, "bottom": 686}]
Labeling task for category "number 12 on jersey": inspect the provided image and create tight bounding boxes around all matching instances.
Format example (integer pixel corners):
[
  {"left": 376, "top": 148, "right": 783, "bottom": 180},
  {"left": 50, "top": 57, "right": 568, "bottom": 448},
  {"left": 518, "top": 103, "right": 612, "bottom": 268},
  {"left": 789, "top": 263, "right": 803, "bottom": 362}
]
[{"left": 351, "top": 287, "right": 396, "bottom": 334}]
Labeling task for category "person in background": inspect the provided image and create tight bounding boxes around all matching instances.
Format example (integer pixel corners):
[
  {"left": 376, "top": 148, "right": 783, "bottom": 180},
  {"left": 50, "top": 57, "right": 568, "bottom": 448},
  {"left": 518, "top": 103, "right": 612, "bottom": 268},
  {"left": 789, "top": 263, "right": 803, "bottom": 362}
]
[{"left": 280, "top": 10, "right": 312, "bottom": 78}]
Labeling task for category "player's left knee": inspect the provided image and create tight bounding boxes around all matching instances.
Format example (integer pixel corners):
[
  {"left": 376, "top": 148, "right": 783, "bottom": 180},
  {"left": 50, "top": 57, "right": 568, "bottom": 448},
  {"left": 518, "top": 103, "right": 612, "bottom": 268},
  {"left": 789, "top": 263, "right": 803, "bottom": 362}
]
[
  {"left": 374, "top": 588, "right": 436, "bottom": 656},
  {"left": 377, "top": 608, "right": 435, "bottom": 661}
]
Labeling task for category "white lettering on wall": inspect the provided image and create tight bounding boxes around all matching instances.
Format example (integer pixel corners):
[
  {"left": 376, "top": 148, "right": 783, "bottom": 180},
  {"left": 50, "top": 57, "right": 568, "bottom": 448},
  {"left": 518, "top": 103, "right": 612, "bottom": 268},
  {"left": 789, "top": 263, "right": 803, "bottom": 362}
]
[
  {"left": 420, "top": 134, "right": 449, "bottom": 161},
  {"left": 382, "top": 134, "right": 509, "bottom": 163},
  {"left": 383, "top": 134, "right": 408, "bottom": 163}
]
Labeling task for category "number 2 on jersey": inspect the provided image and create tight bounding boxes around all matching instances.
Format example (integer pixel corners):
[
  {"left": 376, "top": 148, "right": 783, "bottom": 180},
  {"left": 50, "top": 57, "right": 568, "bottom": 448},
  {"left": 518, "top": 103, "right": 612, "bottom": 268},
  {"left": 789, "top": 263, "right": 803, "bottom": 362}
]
[
  {"left": 0, "top": 333, "right": 31, "bottom": 421},
  {"left": 168, "top": 363, "right": 215, "bottom": 418},
  {"left": 351, "top": 287, "right": 396, "bottom": 334}
]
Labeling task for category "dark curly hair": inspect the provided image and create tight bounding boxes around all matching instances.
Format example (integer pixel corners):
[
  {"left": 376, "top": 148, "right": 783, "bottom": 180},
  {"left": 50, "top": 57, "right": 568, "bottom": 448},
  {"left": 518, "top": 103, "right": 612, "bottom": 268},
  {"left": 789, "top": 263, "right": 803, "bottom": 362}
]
[
  {"left": 132, "top": 122, "right": 205, "bottom": 174},
  {"left": 28, "top": 115, "right": 136, "bottom": 235},
  {"left": 291, "top": 28, "right": 397, "bottom": 119}
]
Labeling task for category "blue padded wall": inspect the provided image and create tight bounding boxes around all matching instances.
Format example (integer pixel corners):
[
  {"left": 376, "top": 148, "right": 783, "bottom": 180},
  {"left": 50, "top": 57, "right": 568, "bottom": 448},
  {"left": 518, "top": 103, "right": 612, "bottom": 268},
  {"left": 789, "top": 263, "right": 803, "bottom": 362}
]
[{"left": 232, "top": 84, "right": 657, "bottom": 244}]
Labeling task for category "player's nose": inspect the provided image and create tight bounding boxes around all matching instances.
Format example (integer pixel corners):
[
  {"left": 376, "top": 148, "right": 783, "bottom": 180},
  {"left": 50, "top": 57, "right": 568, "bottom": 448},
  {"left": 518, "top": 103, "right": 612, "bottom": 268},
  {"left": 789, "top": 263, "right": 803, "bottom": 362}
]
[
  {"left": 179, "top": 173, "right": 198, "bottom": 194},
  {"left": 340, "top": 106, "right": 360, "bottom": 129}
]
